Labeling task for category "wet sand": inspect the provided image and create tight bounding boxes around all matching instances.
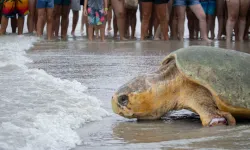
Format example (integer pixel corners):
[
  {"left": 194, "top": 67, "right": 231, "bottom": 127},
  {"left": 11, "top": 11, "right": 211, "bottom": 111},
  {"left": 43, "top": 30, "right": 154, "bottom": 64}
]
[{"left": 28, "top": 39, "right": 250, "bottom": 150}]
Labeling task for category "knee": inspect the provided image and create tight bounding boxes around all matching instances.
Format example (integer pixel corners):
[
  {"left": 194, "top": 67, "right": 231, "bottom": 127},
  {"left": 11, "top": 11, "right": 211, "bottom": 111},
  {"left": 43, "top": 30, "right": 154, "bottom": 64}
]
[
  {"left": 198, "top": 14, "right": 206, "bottom": 22},
  {"left": 158, "top": 16, "right": 167, "bottom": 24},
  {"left": 38, "top": 13, "right": 45, "bottom": 18},
  {"left": 62, "top": 13, "right": 69, "bottom": 19},
  {"left": 55, "top": 10, "right": 61, "bottom": 17},
  {"left": 239, "top": 15, "right": 246, "bottom": 22},
  {"left": 29, "top": 13, "right": 34, "bottom": 18},
  {"left": 116, "top": 12, "right": 125, "bottom": 19},
  {"left": 142, "top": 13, "right": 151, "bottom": 21},
  {"left": 177, "top": 15, "right": 185, "bottom": 21},
  {"left": 47, "top": 15, "right": 53, "bottom": 23},
  {"left": 228, "top": 14, "right": 238, "bottom": 22}
]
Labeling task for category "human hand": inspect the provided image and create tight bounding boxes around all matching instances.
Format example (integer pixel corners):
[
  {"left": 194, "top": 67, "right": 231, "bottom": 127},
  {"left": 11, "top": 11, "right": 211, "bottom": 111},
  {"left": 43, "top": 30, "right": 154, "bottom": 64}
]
[
  {"left": 104, "top": 8, "right": 108, "bottom": 15},
  {"left": 84, "top": 9, "right": 88, "bottom": 16}
]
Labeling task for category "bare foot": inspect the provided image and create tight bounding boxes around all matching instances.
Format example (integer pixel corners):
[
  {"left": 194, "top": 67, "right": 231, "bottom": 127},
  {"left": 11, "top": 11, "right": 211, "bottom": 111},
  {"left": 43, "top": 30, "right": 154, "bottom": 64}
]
[
  {"left": 61, "top": 35, "right": 68, "bottom": 40},
  {"left": 107, "top": 27, "right": 112, "bottom": 31},
  {"left": 226, "top": 38, "right": 231, "bottom": 43},
  {"left": 154, "top": 37, "right": 160, "bottom": 40},
  {"left": 211, "top": 33, "right": 215, "bottom": 40},
  {"left": 203, "top": 38, "right": 212, "bottom": 43},
  {"left": 120, "top": 37, "right": 128, "bottom": 40},
  {"left": 71, "top": 31, "right": 75, "bottom": 37}
]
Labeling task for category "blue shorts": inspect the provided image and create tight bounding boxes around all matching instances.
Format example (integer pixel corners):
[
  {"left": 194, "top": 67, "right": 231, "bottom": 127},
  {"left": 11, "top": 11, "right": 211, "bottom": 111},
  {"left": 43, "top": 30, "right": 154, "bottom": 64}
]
[
  {"left": 200, "top": 0, "right": 216, "bottom": 15},
  {"left": 174, "top": 0, "right": 200, "bottom": 6},
  {"left": 36, "top": 0, "right": 54, "bottom": 8}
]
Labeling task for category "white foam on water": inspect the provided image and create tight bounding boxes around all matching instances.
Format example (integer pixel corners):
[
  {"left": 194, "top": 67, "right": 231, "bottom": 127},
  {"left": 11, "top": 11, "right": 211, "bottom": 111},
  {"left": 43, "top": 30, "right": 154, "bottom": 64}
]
[{"left": 0, "top": 36, "right": 109, "bottom": 150}]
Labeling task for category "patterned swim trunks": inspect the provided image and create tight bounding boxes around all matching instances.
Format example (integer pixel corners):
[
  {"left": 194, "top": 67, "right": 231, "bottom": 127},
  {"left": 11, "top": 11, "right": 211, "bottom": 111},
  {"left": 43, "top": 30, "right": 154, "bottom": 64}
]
[
  {"left": 87, "top": 7, "right": 105, "bottom": 26},
  {"left": 2, "top": 0, "right": 29, "bottom": 18}
]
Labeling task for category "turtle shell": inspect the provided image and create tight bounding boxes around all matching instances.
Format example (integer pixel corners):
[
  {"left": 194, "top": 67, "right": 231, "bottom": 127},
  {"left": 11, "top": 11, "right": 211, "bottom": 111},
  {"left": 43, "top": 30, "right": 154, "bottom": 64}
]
[{"left": 162, "top": 46, "right": 250, "bottom": 109}]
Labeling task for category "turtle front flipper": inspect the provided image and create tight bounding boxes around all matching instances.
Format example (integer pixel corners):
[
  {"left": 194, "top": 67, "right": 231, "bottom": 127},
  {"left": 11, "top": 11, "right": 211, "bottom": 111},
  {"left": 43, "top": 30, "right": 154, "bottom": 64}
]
[
  {"left": 179, "top": 81, "right": 236, "bottom": 127},
  {"left": 208, "top": 111, "right": 236, "bottom": 126}
]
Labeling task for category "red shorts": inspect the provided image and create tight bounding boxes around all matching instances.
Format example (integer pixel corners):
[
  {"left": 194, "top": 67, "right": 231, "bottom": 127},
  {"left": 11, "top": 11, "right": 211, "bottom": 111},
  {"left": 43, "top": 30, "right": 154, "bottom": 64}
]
[{"left": 2, "top": 0, "right": 29, "bottom": 18}]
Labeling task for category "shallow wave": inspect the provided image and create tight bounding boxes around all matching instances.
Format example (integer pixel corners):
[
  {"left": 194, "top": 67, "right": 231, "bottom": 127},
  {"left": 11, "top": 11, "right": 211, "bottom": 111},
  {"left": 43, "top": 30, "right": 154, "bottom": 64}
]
[{"left": 0, "top": 36, "right": 109, "bottom": 150}]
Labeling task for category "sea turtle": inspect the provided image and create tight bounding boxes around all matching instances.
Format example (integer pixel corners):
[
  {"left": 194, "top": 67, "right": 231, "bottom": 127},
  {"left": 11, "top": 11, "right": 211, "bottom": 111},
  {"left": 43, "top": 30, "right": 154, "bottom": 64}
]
[{"left": 111, "top": 46, "right": 250, "bottom": 127}]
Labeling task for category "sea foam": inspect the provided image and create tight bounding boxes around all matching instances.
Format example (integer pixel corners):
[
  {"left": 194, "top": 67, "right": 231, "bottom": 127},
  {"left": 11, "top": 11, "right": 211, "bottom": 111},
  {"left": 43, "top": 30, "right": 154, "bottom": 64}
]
[{"left": 0, "top": 36, "right": 109, "bottom": 150}]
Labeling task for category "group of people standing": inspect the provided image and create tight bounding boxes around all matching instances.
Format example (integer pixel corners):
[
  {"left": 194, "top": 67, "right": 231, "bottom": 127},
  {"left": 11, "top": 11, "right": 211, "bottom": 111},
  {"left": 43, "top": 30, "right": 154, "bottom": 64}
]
[{"left": 0, "top": 0, "right": 249, "bottom": 43}]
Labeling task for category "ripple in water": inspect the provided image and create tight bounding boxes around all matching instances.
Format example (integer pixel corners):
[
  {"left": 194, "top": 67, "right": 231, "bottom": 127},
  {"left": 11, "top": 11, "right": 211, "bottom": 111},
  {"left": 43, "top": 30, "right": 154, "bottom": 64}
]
[{"left": 0, "top": 36, "right": 109, "bottom": 150}]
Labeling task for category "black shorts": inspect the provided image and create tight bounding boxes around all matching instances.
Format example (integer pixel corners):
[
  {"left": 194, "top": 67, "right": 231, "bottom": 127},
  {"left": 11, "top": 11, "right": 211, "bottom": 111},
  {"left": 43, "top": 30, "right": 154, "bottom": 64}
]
[
  {"left": 140, "top": 0, "right": 169, "bottom": 4},
  {"left": 80, "top": 0, "right": 84, "bottom": 5}
]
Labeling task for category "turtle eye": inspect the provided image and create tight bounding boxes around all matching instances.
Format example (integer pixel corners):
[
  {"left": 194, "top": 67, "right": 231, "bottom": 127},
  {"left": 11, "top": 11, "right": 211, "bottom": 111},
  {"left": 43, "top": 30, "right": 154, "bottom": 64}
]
[{"left": 118, "top": 95, "right": 129, "bottom": 106}]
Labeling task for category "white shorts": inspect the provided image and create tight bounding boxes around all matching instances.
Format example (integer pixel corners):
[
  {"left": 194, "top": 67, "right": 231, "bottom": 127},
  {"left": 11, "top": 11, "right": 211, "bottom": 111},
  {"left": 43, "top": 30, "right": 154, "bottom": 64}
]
[{"left": 71, "top": 0, "right": 81, "bottom": 11}]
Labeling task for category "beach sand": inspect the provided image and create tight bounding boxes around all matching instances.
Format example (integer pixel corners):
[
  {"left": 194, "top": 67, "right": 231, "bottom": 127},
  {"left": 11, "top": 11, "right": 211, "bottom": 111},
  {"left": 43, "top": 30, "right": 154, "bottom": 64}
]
[
  {"left": 1, "top": 8, "right": 250, "bottom": 150},
  {"left": 27, "top": 39, "right": 250, "bottom": 150}
]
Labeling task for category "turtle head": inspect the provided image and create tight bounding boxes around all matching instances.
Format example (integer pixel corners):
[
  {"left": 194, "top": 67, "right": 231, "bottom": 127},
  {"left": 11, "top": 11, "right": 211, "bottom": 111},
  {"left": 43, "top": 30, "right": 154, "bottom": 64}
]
[{"left": 112, "top": 75, "right": 165, "bottom": 120}]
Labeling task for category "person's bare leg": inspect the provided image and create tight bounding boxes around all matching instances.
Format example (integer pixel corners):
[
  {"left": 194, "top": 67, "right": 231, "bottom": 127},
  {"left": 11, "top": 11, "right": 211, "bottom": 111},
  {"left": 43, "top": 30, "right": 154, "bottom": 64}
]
[
  {"left": 234, "top": 21, "right": 239, "bottom": 41},
  {"left": 226, "top": 0, "right": 239, "bottom": 42},
  {"left": 153, "top": 8, "right": 158, "bottom": 36},
  {"left": 216, "top": 0, "right": 225, "bottom": 40},
  {"left": 124, "top": 9, "right": 130, "bottom": 38},
  {"left": 169, "top": 6, "right": 174, "bottom": 38},
  {"left": 111, "top": 0, "right": 126, "bottom": 40},
  {"left": 113, "top": 15, "right": 118, "bottom": 38},
  {"left": 187, "top": 8, "right": 194, "bottom": 39},
  {"left": 154, "top": 25, "right": 161, "bottom": 40},
  {"left": 244, "top": 9, "right": 250, "bottom": 40},
  {"left": 84, "top": 16, "right": 88, "bottom": 36},
  {"left": 100, "top": 24, "right": 105, "bottom": 41},
  {"left": 194, "top": 15, "right": 199, "bottom": 39},
  {"left": 223, "top": 7, "right": 228, "bottom": 37},
  {"left": 28, "top": 0, "right": 36, "bottom": 33},
  {"left": 167, "top": 0, "right": 173, "bottom": 17},
  {"left": 207, "top": 15, "right": 215, "bottom": 39},
  {"left": 53, "top": 5, "right": 61, "bottom": 37},
  {"left": 17, "top": 17, "right": 24, "bottom": 35},
  {"left": 210, "top": 15, "right": 215, "bottom": 39},
  {"left": 37, "top": 8, "right": 45, "bottom": 37},
  {"left": 41, "top": 12, "right": 47, "bottom": 34},
  {"left": 95, "top": 26, "right": 100, "bottom": 38},
  {"left": 141, "top": 2, "right": 153, "bottom": 40},
  {"left": 148, "top": 11, "right": 154, "bottom": 37},
  {"left": 11, "top": 17, "right": 17, "bottom": 33},
  {"left": 190, "top": 4, "right": 211, "bottom": 42},
  {"left": 80, "top": 6, "right": 85, "bottom": 34},
  {"left": 71, "top": 10, "right": 79, "bottom": 36},
  {"left": 131, "top": 9, "right": 137, "bottom": 39},
  {"left": 0, "top": 16, "right": 9, "bottom": 35},
  {"left": 155, "top": 3, "right": 169, "bottom": 40},
  {"left": 238, "top": 0, "right": 250, "bottom": 41},
  {"left": 61, "top": 5, "right": 70, "bottom": 39},
  {"left": 46, "top": 8, "right": 53, "bottom": 40},
  {"left": 88, "top": 25, "right": 94, "bottom": 41},
  {"left": 171, "top": 7, "right": 178, "bottom": 39},
  {"left": 176, "top": 6, "right": 186, "bottom": 41},
  {"left": 107, "top": 7, "right": 112, "bottom": 31}
]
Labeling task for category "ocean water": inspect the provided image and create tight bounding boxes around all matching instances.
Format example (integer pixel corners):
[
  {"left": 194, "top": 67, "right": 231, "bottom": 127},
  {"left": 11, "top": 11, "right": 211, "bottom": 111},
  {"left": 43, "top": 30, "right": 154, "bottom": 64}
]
[{"left": 0, "top": 36, "right": 109, "bottom": 150}]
